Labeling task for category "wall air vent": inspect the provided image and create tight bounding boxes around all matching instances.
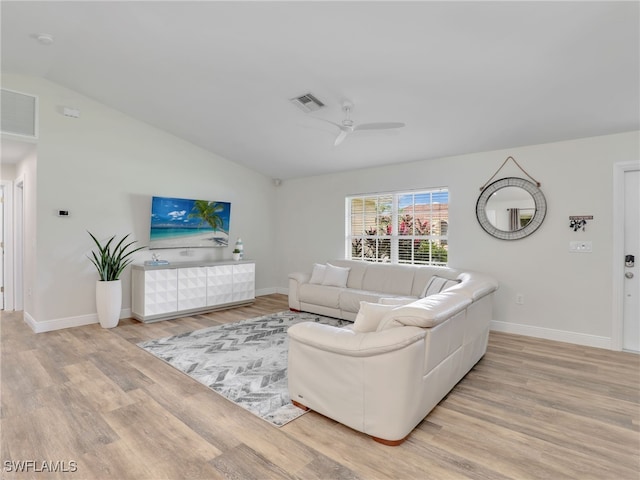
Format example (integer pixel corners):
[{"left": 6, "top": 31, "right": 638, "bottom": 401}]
[
  {"left": 290, "top": 92, "right": 325, "bottom": 113},
  {"left": 1, "top": 89, "right": 38, "bottom": 139}
]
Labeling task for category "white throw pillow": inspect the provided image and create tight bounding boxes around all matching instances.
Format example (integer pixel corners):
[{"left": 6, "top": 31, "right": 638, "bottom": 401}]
[
  {"left": 421, "top": 275, "right": 460, "bottom": 298},
  {"left": 376, "top": 313, "right": 404, "bottom": 331},
  {"left": 353, "top": 301, "right": 398, "bottom": 333},
  {"left": 309, "top": 263, "right": 327, "bottom": 284},
  {"left": 321, "top": 263, "right": 350, "bottom": 288}
]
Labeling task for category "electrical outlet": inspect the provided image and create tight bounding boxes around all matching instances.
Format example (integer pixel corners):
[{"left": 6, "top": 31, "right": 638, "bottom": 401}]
[{"left": 516, "top": 293, "right": 524, "bottom": 305}]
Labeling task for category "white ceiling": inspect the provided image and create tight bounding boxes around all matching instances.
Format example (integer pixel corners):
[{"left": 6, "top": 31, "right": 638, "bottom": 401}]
[{"left": 2, "top": 1, "right": 638, "bottom": 179}]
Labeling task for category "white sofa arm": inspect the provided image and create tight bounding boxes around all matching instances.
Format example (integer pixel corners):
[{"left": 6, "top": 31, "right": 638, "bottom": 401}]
[
  {"left": 288, "top": 322, "right": 428, "bottom": 442},
  {"left": 287, "top": 322, "right": 425, "bottom": 357},
  {"left": 450, "top": 272, "right": 499, "bottom": 300},
  {"left": 288, "top": 272, "right": 311, "bottom": 310},
  {"left": 289, "top": 272, "right": 311, "bottom": 284}
]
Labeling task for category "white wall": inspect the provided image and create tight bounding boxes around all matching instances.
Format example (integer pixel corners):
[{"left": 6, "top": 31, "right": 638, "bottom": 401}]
[
  {"left": 2, "top": 74, "right": 278, "bottom": 331},
  {"left": 275, "top": 131, "right": 640, "bottom": 349},
  {"left": 0, "top": 163, "right": 17, "bottom": 180}
]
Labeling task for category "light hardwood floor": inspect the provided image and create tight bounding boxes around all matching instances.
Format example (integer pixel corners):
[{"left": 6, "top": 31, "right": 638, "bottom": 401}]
[{"left": 1, "top": 294, "right": 638, "bottom": 479}]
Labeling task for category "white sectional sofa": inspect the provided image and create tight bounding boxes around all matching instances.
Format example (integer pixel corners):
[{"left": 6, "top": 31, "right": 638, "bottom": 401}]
[{"left": 287, "top": 259, "right": 498, "bottom": 445}]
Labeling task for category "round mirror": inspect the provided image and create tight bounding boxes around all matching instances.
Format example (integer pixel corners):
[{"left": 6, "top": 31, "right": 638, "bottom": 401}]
[{"left": 476, "top": 177, "right": 546, "bottom": 240}]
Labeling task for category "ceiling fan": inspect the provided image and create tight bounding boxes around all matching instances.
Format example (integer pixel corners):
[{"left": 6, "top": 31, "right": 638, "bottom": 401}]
[{"left": 318, "top": 102, "right": 406, "bottom": 146}]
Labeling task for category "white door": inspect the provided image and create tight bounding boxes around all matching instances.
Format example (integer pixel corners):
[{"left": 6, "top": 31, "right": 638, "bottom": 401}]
[{"left": 623, "top": 169, "right": 640, "bottom": 352}]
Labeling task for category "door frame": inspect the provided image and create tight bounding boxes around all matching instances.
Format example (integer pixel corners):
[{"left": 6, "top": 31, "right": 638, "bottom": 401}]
[
  {"left": 14, "top": 176, "right": 24, "bottom": 311},
  {"left": 0, "top": 180, "right": 13, "bottom": 311},
  {"left": 612, "top": 160, "right": 640, "bottom": 351}
]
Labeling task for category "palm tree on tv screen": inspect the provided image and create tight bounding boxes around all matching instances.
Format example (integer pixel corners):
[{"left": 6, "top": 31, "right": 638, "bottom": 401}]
[{"left": 188, "top": 200, "right": 225, "bottom": 233}]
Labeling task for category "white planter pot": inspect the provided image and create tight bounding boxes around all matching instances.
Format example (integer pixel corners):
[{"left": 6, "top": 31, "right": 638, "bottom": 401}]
[
  {"left": 96, "top": 280, "right": 122, "bottom": 328},
  {"left": 232, "top": 253, "right": 241, "bottom": 261}
]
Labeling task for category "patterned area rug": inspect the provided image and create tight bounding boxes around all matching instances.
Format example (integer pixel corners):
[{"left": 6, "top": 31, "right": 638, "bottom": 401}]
[{"left": 137, "top": 311, "right": 349, "bottom": 426}]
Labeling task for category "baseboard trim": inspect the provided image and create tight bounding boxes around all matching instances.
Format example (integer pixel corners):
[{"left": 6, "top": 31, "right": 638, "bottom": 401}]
[
  {"left": 25, "top": 308, "right": 133, "bottom": 333},
  {"left": 256, "top": 287, "right": 277, "bottom": 296},
  {"left": 25, "top": 299, "right": 611, "bottom": 351},
  {"left": 27, "top": 290, "right": 287, "bottom": 332},
  {"left": 490, "top": 320, "right": 612, "bottom": 350}
]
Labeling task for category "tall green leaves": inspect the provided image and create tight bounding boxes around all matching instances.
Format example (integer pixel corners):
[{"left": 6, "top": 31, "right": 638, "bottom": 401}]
[{"left": 87, "top": 231, "right": 145, "bottom": 281}]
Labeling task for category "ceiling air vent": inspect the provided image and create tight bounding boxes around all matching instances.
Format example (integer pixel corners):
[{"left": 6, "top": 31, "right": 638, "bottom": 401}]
[
  {"left": 290, "top": 93, "right": 325, "bottom": 113},
  {"left": 1, "top": 89, "right": 38, "bottom": 139}
]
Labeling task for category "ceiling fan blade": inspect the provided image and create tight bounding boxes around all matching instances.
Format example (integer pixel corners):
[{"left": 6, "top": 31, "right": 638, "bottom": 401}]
[
  {"left": 354, "top": 122, "right": 405, "bottom": 131},
  {"left": 310, "top": 116, "right": 343, "bottom": 129},
  {"left": 334, "top": 130, "right": 349, "bottom": 146}
]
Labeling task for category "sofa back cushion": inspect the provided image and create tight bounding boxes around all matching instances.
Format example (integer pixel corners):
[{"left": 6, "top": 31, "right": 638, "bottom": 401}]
[
  {"left": 326, "top": 260, "right": 466, "bottom": 298},
  {"left": 361, "top": 263, "right": 416, "bottom": 296}
]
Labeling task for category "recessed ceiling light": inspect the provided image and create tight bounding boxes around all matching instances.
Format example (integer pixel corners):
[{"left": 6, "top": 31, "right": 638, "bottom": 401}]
[{"left": 35, "top": 33, "right": 54, "bottom": 46}]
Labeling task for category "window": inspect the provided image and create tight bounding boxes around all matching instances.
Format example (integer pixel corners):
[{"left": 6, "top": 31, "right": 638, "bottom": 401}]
[{"left": 346, "top": 188, "right": 449, "bottom": 266}]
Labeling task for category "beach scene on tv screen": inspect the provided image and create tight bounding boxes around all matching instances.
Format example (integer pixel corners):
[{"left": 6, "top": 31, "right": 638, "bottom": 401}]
[{"left": 150, "top": 196, "right": 231, "bottom": 249}]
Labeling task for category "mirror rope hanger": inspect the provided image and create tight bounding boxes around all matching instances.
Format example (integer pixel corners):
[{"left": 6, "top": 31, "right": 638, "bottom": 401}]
[{"left": 479, "top": 156, "right": 541, "bottom": 191}]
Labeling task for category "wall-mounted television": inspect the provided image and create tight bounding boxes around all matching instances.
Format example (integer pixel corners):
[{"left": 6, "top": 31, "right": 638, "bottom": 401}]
[{"left": 149, "top": 196, "right": 231, "bottom": 249}]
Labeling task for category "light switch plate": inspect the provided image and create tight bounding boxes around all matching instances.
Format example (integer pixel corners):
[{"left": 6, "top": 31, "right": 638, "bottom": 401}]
[{"left": 569, "top": 241, "right": 592, "bottom": 253}]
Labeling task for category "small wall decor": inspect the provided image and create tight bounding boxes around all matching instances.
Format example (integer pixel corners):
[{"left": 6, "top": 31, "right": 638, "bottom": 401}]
[{"left": 569, "top": 215, "right": 593, "bottom": 232}]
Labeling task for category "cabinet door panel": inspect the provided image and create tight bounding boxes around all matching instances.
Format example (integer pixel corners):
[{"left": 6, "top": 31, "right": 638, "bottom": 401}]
[
  {"left": 178, "top": 267, "right": 207, "bottom": 311},
  {"left": 233, "top": 264, "right": 255, "bottom": 302},
  {"left": 206, "top": 265, "right": 233, "bottom": 306},
  {"left": 144, "top": 269, "right": 178, "bottom": 315}
]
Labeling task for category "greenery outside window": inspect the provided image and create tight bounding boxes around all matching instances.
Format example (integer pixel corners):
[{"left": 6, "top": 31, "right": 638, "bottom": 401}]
[{"left": 346, "top": 188, "right": 449, "bottom": 266}]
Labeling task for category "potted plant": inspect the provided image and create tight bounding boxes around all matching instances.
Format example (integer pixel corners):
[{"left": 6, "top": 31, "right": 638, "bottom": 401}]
[
  {"left": 88, "top": 231, "right": 145, "bottom": 328},
  {"left": 232, "top": 248, "right": 241, "bottom": 261}
]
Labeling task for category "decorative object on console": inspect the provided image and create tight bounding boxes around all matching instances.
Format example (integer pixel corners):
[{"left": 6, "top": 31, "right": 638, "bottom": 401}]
[
  {"left": 234, "top": 237, "right": 244, "bottom": 259},
  {"left": 137, "top": 310, "right": 349, "bottom": 427},
  {"left": 87, "top": 231, "right": 145, "bottom": 328},
  {"left": 476, "top": 156, "right": 546, "bottom": 240},
  {"left": 232, "top": 249, "right": 241, "bottom": 261},
  {"left": 149, "top": 196, "right": 231, "bottom": 249},
  {"left": 144, "top": 252, "right": 170, "bottom": 266}
]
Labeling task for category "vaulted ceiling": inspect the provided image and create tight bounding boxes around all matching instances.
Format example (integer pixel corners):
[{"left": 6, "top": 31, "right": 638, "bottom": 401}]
[{"left": 2, "top": 1, "right": 638, "bottom": 179}]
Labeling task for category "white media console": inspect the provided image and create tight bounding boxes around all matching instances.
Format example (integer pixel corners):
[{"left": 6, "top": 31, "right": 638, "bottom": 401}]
[{"left": 131, "top": 260, "right": 255, "bottom": 323}]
